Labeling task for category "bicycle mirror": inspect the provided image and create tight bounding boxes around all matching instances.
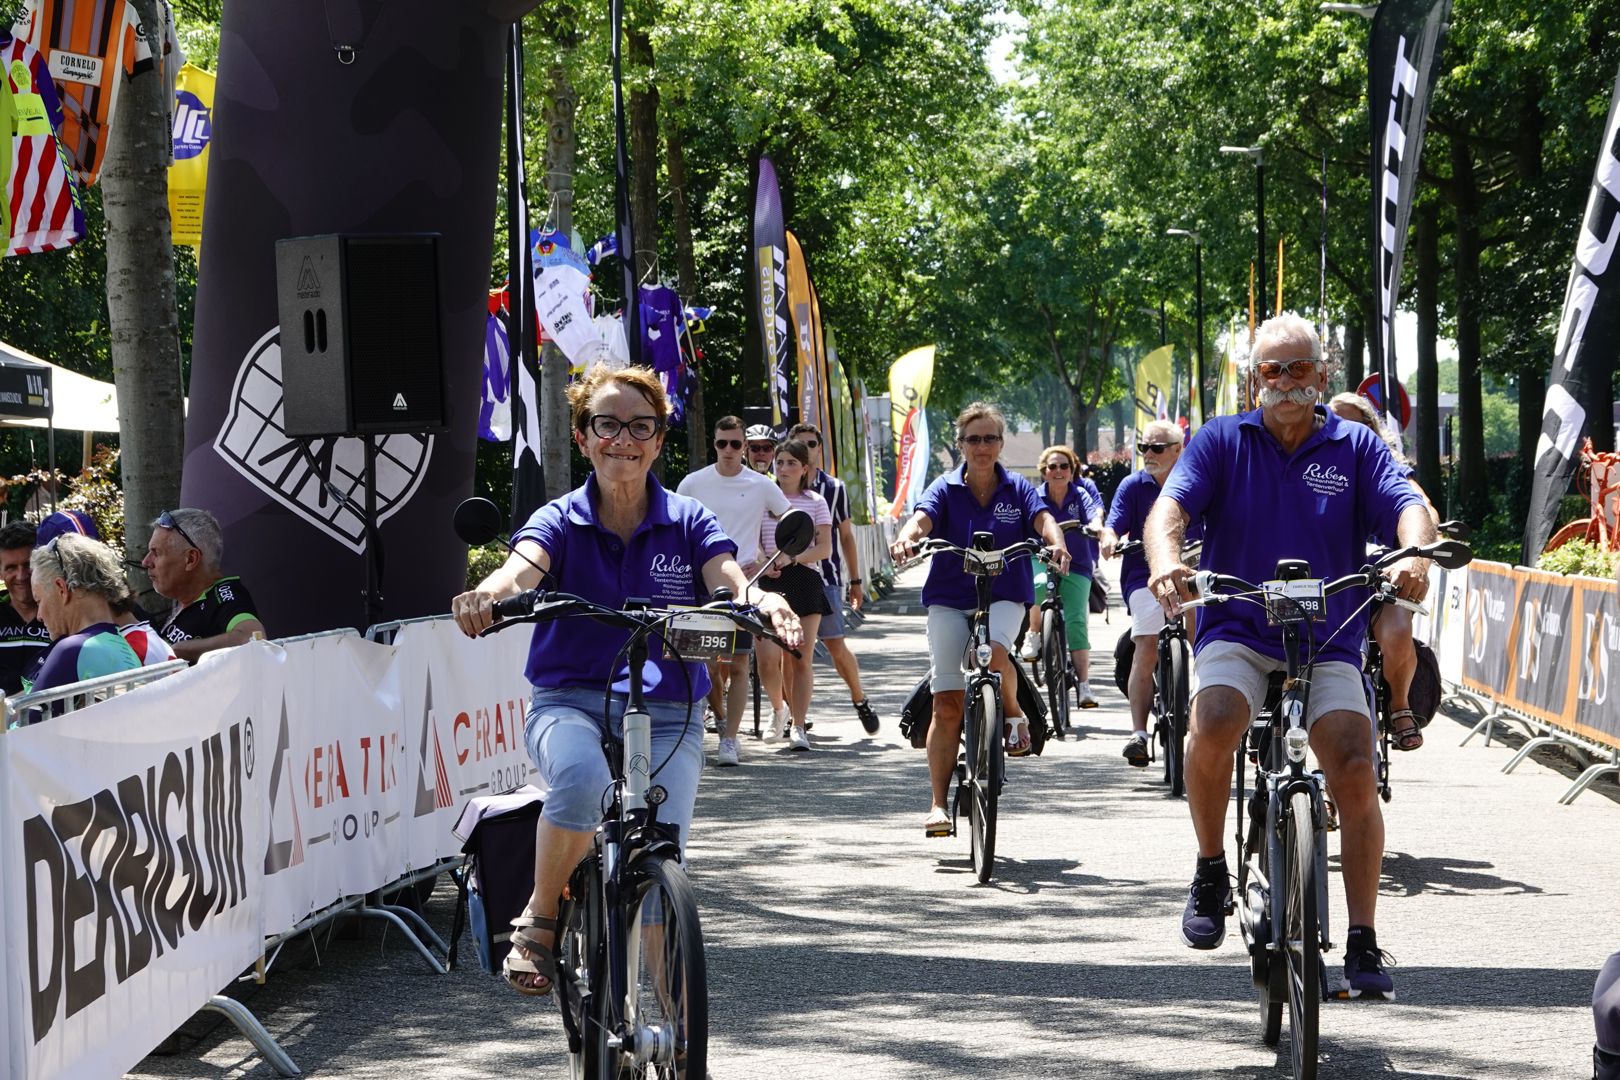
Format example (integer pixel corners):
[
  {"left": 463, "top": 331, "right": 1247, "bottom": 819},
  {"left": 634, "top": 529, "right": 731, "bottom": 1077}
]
[
  {"left": 774, "top": 509, "right": 815, "bottom": 558},
  {"left": 1437, "top": 519, "right": 1472, "bottom": 541},
  {"left": 453, "top": 497, "right": 506, "bottom": 546},
  {"left": 1426, "top": 539, "right": 1473, "bottom": 570}
]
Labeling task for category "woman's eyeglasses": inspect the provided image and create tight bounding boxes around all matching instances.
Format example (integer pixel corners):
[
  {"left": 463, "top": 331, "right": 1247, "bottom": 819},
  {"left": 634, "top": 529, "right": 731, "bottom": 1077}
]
[
  {"left": 714, "top": 438, "right": 743, "bottom": 451},
  {"left": 1043, "top": 461, "right": 1072, "bottom": 472},
  {"left": 959, "top": 433, "right": 1003, "bottom": 446},
  {"left": 1137, "top": 442, "right": 1174, "bottom": 454},
  {"left": 1254, "top": 359, "right": 1319, "bottom": 381},
  {"left": 588, "top": 415, "right": 662, "bottom": 441},
  {"left": 158, "top": 510, "right": 199, "bottom": 551}
]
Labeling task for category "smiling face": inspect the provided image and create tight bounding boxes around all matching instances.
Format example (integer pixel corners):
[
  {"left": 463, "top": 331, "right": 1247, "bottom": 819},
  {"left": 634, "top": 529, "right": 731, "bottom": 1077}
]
[
  {"left": 1253, "top": 326, "right": 1326, "bottom": 425},
  {"left": 2, "top": 546, "right": 34, "bottom": 609},
  {"left": 957, "top": 417, "right": 1005, "bottom": 472},
  {"left": 747, "top": 439, "right": 776, "bottom": 473},
  {"left": 574, "top": 383, "right": 665, "bottom": 483}
]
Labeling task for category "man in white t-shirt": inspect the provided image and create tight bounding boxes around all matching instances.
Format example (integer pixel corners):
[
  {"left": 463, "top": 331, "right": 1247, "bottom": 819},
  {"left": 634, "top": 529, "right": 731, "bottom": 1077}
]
[{"left": 677, "top": 415, "right": 791, "bottom": 766}]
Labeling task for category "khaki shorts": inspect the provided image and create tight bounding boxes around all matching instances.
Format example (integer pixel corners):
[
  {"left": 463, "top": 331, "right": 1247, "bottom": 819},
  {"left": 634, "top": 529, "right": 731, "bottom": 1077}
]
[
  {"left": 1191, "top": 639, "right": 1372, "bottom": 733},
  {"left": 1127, "top": 586, "right": 1165, "bottom": 638}
]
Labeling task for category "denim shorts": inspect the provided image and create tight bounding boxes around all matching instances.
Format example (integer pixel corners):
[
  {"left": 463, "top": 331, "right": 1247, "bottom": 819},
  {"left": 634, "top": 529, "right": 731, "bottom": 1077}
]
[{"left": 524, "top": 686, "right": 706, "bottom": 847}]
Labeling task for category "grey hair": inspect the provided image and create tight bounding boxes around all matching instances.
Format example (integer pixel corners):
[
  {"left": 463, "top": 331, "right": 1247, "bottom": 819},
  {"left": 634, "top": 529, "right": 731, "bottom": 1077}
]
[
  {"left": 31, "top": 533, "right": 130, "bottom": 601},
  {"left": 1254, "top": 312, "right": 1322, "bottom": 362},
  {"left": 152, "top": 507, "right": 225, "bottom": 570},
  {"left": 954, "top": 401, "right": 1007, "bottom": 439},
  {"left": 1142, "top": 419, "right": 1184, "bottom": 445}
]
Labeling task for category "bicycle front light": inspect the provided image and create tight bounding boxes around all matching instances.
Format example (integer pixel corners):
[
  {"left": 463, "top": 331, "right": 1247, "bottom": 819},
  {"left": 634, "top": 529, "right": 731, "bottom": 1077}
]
[
  {"left": 975, "top": 643, "right": 993, "bottom": 667},
  {"left": 1285, "top": 725, "right": 1310, "bottom": 763}
]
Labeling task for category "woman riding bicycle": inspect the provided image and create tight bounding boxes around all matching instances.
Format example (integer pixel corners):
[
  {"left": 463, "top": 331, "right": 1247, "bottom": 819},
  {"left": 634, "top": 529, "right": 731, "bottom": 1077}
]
[
  {"left": 1019, "top": 444, "right": 1103, "bottom": 709},
  {"left": 451, "top": 364, "right": 802, "bottom": 997},
  {"left": 889, "top": 401, "right": 1068, "bottom": 837}
]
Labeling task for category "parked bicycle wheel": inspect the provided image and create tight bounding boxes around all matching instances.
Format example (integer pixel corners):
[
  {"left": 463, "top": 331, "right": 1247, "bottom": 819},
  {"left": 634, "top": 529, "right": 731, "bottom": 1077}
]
[
  {"left": 1164, "top": 637, "right": 1189, "bottom": 798},
  {"left": 616, "top": 854, "right": 708, "bottom": 1080},
  {"left": 559, "top": 856, "right": 608, "bottom": 1080},
  {"left": 1284, "top": 789, "right": 1320, "bottom": 1080},
  {"left": 1043, "top": 607, "right": 1070, "bottom": 738},
  {"left": 968, "top": 680, "right": 1002, "bottom": 884}
]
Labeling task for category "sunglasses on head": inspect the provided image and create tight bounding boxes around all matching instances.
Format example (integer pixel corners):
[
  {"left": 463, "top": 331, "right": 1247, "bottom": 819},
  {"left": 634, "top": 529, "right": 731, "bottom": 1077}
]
[
  {"left": 1137, "top": 442, "right": 1175, "bottom": 454},
  {"left": 158, "top": 510, "right": 199, "bottom": 552},
  {"left": 960, "top": 433, "right": 1003, "bottom": 446},
  {"left": 714, "top": 438, "right": 743, "bottom": 450},
  {"left": 1255, "top": 358, "right": 1320, "bottom": 381}
]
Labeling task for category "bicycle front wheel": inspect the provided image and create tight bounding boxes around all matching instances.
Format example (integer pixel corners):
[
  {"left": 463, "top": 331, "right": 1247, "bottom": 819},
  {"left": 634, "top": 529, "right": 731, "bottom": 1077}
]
[
  {"left": 968, "top": 679, "right": 1002, "bottom": 884},
  {"left": 613, "top": 854, "right": 709, "bottom": 1080},
  {"left": 749, "top": 652, "right": 762, "bottom": 739},
  {"left": 1043, "top": 608, "right": 1070, "bottom": 737},
  {"left": 1284, "top": 789, "right": 1320, "bottom": 1080},
  {"left": 1166, "top": 638, "right": 1189, "bottom": 798}
]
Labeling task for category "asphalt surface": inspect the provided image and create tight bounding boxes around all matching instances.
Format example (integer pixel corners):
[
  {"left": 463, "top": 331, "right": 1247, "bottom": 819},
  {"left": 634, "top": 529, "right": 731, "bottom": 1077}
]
[{"left": 127, "top": 565, "right": 1619, "bottom": 1079}]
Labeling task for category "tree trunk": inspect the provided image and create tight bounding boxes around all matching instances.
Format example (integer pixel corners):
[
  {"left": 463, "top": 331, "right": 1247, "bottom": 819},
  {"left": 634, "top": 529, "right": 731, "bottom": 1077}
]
[
  {"left": 1344, "top": 319, "right": 1365, "bottom": 391},
  {"left": 1413, "top": 201, "right": 1442, "bottom": 499},
  {"left": 666, "top": 114, "right": 705, "bottom": 468},
  {"left": 541, "top": 61, "right": 577, "bottom": 500},
  {"left": 1451, "top": 137, "right": 1488, "bottom": 524},
  {"left": 1112, "top": 397, "right": 1126, "bottom": 455},
  {"left": 102, "top": 0, "right": 183, "bottom": 606}
]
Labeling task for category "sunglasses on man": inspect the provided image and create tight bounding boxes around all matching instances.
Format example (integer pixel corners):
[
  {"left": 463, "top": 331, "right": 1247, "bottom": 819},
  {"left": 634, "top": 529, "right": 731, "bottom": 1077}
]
[
  {"left": 1137, "top": 442, "right": 1175, "bottom": 454},
  {"left": 714, "top": 438, "right": 743, "bottom": 450},
  {"left": 158, "top": 510, "right": 199, "bottom": 551},
  {"left": 1254, "top": 359, "right": 1320, "bottom": 381}
]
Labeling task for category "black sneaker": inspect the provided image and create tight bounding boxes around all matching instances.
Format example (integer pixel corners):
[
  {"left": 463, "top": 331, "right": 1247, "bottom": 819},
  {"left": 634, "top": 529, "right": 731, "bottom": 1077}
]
[
  {"left": 1180, "top": 869, "right": 1231, "bottom": 950},
  {"left": 855, "top": 699, "right": 880, "bottom": 734},
  {"left": 1123, "top": 736, "right": 1150, "bottom": 767},
  {"left": 1342, "top": 940, "right": 1396, "bottom": 999}
]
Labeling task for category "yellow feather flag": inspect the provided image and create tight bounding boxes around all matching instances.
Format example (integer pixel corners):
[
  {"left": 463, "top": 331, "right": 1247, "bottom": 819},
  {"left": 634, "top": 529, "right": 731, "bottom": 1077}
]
[
  {"left": 1276, "top": 238, "right": 1285, "bottom": 317},
  {"left": 888, "top": 345, "right": 935, "bottom": 517},
  {"left": 168, "top": 64, "right": 215, "bottom": 248}
]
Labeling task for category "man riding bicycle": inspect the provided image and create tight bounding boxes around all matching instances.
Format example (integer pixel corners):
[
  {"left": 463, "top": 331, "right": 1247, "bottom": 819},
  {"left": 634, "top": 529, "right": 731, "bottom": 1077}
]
[
  {"left": 451, "top": 365, "right": 801, "bottom": 998},
  {"left": 1143, "top": 314, "right": 1435, "bottom": 999},
  {"left": 889, "top": 402, "right": 1069, "bottom": 837}
]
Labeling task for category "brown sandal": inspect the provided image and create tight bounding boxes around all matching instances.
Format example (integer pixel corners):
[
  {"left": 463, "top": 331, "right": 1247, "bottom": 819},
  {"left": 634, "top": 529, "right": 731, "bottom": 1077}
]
[
  {"left": 503, "top": 914, "right": 559, "bottom": 997},
  {"left": 1388, "top": 709, "right": 1424, "bottom": 752}
]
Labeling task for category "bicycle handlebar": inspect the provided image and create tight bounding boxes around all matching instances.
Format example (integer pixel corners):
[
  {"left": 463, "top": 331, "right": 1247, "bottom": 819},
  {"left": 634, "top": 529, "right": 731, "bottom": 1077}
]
[{"left": 481, "top": 589, "right": 799, "bottom": 655}]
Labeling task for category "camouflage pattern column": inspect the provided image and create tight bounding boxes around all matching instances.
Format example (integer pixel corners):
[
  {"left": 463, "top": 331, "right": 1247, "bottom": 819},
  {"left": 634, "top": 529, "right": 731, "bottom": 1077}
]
[{"left": 182, "top": 1, "right": 538, "bottom": 636}]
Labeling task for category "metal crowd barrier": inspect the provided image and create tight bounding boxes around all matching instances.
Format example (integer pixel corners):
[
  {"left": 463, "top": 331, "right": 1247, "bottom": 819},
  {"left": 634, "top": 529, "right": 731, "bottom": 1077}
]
[
  {"left": 3, "top": 659, "right": 188, "bottom": 727},
  {"left": 1452, "top": 683, "right": 1620, "bottom": 805}
]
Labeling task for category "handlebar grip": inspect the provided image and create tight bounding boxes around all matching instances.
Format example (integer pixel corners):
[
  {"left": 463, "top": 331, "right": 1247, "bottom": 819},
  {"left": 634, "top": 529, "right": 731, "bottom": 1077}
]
[{"left": 493, "top": 590, "right": 539, "bottom": 620}]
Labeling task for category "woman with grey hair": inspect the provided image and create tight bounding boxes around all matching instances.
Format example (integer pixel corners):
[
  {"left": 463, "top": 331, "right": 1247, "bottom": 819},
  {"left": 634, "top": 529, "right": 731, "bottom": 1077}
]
[{"left": 22, "top": 533, "right": 141, "bottom": 699}]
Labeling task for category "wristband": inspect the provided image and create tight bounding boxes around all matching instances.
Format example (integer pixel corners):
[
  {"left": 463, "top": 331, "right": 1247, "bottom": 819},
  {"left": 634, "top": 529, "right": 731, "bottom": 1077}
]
[{"left": 849, "top": 578, "right": 862, "bottom": 585}]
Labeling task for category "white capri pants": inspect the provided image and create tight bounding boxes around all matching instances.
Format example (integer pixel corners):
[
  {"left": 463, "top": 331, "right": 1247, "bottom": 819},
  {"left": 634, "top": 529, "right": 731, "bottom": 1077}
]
[{"left": 926, "top": 601, "right": 1025, "bottom": 693}]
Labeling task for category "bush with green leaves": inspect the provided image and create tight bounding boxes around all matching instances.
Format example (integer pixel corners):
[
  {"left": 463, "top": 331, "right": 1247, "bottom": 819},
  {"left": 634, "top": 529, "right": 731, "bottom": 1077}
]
[
  {"left": 466, "top": 542, "right": 509, "bottom": 591},
  {"left": 1537, "top": 539, "right": 1618, "bottom": 580}
]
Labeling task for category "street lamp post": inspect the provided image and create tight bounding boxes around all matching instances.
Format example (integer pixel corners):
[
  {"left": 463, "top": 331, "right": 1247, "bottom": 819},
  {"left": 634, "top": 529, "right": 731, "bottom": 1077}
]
[
  {"left": 1167, "top": 228, "right": 1205, "bottom": 422},
  {"left": 1220, "top": 145, "right": 1266, "bottom": 319}
]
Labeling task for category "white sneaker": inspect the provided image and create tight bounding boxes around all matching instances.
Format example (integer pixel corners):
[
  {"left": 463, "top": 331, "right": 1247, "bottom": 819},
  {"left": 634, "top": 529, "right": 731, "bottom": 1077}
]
[
  {"left": 716, "top": 738, "right": 740, "bottom": 767},
  {"left": 1019, "top": 637, "right": 1040, "bottom": 662},
  {"left": 788, "top": 725, "right": 812, "bottom": 751},
  {"left": 767, "top": 705, "right": 789, "bottom": 740},
  {"left": 1078, "top": 682, "right": 1099, "bottom": 708}
]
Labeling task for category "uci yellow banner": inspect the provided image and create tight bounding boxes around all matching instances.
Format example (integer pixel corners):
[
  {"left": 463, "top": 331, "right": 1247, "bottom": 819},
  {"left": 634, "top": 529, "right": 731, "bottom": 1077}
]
[{"left": 168, "top": 63, "right": 214, "bottom": 248}]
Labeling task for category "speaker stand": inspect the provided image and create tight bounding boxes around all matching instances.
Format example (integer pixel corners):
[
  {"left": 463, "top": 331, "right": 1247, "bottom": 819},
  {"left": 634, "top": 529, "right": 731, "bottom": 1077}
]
[{"left": 362, "top": 436, "right": 384, "bottom": 630}]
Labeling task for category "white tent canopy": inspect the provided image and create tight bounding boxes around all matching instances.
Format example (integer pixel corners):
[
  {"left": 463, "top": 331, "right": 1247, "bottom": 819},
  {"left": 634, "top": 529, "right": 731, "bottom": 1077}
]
[{"left": 0, "top": 339, "right": 121, "bottom": 432}]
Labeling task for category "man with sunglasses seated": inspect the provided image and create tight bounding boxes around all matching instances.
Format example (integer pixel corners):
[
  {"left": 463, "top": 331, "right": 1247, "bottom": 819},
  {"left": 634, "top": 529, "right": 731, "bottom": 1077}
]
[
  {"left": 1143, "top": 313, "right": 1435, "bottom": 1000},
  {"left": 142, "top": 508, "right": 267, "bottom": 663},
  {"left": 1100, "top": 419, "right": 1200, "bottom": 766},
  {"left": 677, "top": 415, "right": 791, "bottom": 766}
]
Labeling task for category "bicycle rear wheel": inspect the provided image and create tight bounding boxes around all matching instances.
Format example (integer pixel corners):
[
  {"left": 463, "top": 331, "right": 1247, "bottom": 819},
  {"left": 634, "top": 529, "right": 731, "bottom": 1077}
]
[
  {"left": 1043, "top": 608, "right": 1070, "bottom": 738},
  {"left": 968, "top": 679, "right": 1002, "bottom": 884},
  {"left": 1166, "top": 638, "right": 1189, "bottom": 798},
  {"left": 559, "top": 855, "right": 608, "bottom": 1080},
  {"left": 1284, "top": 789, "right": 1320, "bottom": 1080},
  {"left": 614, "top": 853, "right": 709, "bottom": 1080}
]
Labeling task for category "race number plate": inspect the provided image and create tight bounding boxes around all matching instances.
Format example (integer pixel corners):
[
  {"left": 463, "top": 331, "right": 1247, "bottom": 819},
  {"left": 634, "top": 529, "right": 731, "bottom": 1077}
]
[
  {"left": 1263, "top": 579, "right": 1326, "bottom": 624},
  {"left": 663, "top": 609, "right": 738, "bottom": 660},
  {"left": 963, "top": 550, "right": 1006, "bottom": 577}
]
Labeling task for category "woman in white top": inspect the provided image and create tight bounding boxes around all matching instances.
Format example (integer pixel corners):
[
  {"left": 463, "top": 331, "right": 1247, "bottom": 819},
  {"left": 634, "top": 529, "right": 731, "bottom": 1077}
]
[{"left": 755, "top": 439, "right": 833, "bottom": 749}]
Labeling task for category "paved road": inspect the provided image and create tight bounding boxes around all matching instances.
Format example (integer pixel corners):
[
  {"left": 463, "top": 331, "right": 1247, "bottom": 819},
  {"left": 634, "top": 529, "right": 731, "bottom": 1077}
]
[{"left": 128, "top": 566, "right": 1618, "bottom": 1079}]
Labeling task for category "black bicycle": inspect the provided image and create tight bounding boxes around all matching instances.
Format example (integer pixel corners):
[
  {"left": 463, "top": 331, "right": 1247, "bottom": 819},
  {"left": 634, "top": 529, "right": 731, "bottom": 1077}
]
[
  {"left": 1183, "top": 537, "right": 1471, "bottom": 1080},
  {"left": 914, "top": 533, "right": 1053, "bottom": 884},
  {"left": 1031, "top": 521, "right": 1097, "bottom": 739},
  {"left": 455, "top": 500, "right": 810, "bottom": 1079},
  {"left": 1116, "top": 538, "right": 1192, "bottom": 796}
]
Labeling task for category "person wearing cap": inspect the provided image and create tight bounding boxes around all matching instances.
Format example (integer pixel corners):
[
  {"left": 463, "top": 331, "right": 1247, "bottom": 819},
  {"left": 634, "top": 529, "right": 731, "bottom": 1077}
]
[
  {"left": 745, "top": 424, "right": 777, "bottom": 474},
  {"left": 0, "top": 519, "right": 50, "bottom": 694},
  {"left": 142, "top": 508, "right": 266, "bottom": 662}
]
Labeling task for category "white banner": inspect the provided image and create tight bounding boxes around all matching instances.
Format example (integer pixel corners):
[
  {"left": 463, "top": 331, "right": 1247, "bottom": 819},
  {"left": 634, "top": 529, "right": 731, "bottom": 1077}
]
[
  {"left": 261, "top": 634, "right": 406, "bottom": 934},
  {"left": 1433, "top": 565, "right": 1469, "bottom": 685},
  {"left": 392, "top": 620, "right": 534, "bottom": 872},
  {"left": 0, "top": 646, "right": 277, "bottom": 1080}
]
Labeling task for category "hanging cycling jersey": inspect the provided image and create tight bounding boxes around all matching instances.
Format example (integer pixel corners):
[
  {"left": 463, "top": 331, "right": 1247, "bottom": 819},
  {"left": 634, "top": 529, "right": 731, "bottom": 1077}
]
[
  {"left": 12, "top": 0, "right": 180, "bottom": 187},
  {"left": 1, "top": 30, "right": 84, "bottom": 255}
]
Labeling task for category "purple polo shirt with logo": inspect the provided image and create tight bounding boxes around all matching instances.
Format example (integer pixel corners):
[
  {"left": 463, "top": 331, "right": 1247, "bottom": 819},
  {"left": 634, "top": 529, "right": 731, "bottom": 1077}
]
[
  {"left": 916, "top": 463, "right": 1049, "bottom": 609},
  {"left": 514, "top": 473, "right": 737, "bottom": 701},
  {"left": 1107, "top": 469, "right": 1204, "bottom": 599},
  {"left": 1040, "top": 481, "right": 1102, "bottom": 577},
  {"left": 1160, "top": 407, "right": 1420, "bottom": 665}
]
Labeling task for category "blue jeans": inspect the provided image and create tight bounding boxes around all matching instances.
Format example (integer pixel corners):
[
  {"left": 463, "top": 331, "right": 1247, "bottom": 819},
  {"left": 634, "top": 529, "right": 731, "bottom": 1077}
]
[{"left": 524, "top": 687, "right": 706, "bottom": 847}]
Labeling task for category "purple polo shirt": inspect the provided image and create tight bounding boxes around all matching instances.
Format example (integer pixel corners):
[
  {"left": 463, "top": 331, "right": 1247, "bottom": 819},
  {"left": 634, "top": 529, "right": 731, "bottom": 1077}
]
[
  {"left": 1107, "top": 468, "right": 1205, "bottom": 599},
  {"left": 1160, "top": 407, "right": 1421, "bottom": 666},
  {"left": 514, "top": 473, "right": 737, "bottom": 701},
  {"left": 1040, "top": 481, "right": 1102, "bottom": 577},
  {"left": 916, "top": 463, "right": 1048, "bottom": 609}
]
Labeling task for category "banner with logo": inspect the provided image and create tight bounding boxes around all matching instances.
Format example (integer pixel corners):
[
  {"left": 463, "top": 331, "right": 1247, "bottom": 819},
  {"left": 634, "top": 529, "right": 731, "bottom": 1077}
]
[
  {"left": 785, "top": 231, "right": 826, "bottom": 446},
  {"left": 1524, "top": 64, "right": 1620, "bottom": 563},
  {"left": 828, "top": 332, "right": 866, "bottom": 523},
  {"left": 0, "top": 647, "right": 275, "bottom": 1080},
  {"left": 168, "top": 63, "right": 213, "bottom": 246},
  {"left": 887, "top": 346, "right": 935, "bottom": 519},
  {"left": 809, "top": 277, "right": 836, "bottom": 477},
  {"left": 1507, "top": 567, "right": 1578, "bottom": 724},
  {"left": 1134, "top": 344, "right": 1174, "bottom": 465},
  {"left": 1431, "top": 565, "right": 1468, "bottom": 685},
  {"left": 752, "top": 157, "right": 791, "bottom": 431},
  {"left": 1572, "top": 576, "right": 1620, "bottom": 743},
  {"left": 1367, "top": 0, "right": 1451, "bottom": 431},
  {"left": 391, "top": 619, "right": 534, "bottom": 870},
  {"left": 1461, "top": 561, "right": 1517, "bottom": 699}
]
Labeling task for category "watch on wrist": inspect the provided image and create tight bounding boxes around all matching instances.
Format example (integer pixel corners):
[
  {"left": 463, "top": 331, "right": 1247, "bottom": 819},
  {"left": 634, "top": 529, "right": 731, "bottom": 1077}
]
[{"left": 849, "top": 578, "right": 863, "bottom": 585}]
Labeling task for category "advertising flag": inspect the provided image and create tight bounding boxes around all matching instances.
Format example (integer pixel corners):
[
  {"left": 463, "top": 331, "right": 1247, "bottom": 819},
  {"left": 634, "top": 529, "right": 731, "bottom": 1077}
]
[
  {"left": 1368, "top": 0, "right": 1452, "bottom": 429},
  {"left": 828, "top": 329, "right": 864, "bottom": 518},
  {"left": 809, "top": 278, "right": 835, "bottom": 475},
  {"left": 1134, "top": 344, "right": 1174, "bottom": 429},
  {"left": 1524, "top": 64, "right": 1620, "bottom": 564},
  {"left": 752, "top": 157, "right": 791, "bottom": 430},
  {"left": 888, "top": 345, "right": 935, "bottom": 519},
  {"left": 168, "top": 62, "right": 213, "bottom": 246},
  {"left": 786, "top": 230, "right": 827, "bottom": 441}
]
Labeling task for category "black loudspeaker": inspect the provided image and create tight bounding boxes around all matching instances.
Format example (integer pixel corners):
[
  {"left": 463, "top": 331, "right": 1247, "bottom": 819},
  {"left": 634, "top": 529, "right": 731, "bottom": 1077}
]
[{"left": 274, "top": 233, "right": 448, "bottom": 437}]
